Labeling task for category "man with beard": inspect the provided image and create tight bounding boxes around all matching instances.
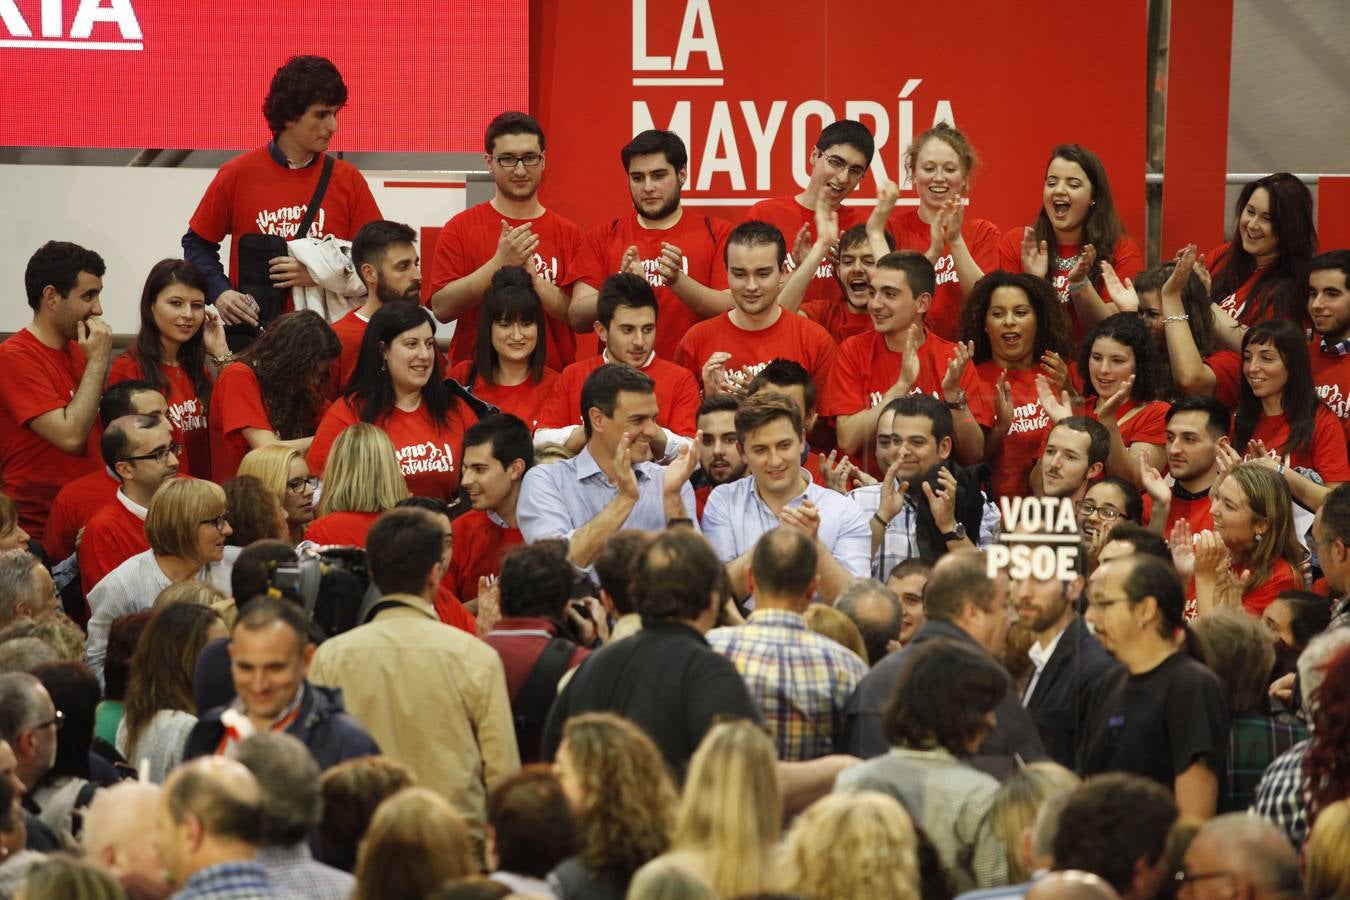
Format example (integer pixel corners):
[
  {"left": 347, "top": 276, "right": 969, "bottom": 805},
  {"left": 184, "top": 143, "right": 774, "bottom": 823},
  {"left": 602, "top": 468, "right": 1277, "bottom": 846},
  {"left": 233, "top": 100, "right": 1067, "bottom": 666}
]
[
  {"left": 691, "top": 394, "right": 746, "bottom": 521},
  {"left": 1307, "top": 250, "right": 1350, "bottom": 431},
  {"left": 568, "top": 129, "right": 734, "bottom": 361},
  {"left": 331, "top": 220, "right": 422, "bottom": 388},
  {"left": 1150, "top": 395, "right": 1228, "bottom": 536},
  {"left": 426, "top": 111, "right": 579, "bottom": 370},
  {"left": 1035, "top": 417, "right": 1109, "bottom": 504}
]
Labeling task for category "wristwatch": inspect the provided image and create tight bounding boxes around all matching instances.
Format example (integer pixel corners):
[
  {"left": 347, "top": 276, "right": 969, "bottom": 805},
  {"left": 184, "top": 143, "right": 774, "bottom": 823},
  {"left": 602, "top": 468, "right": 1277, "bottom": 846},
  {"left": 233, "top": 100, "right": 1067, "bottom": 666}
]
[
  {"left": 940, "top": 523, "right": 967, "bottom": 542},
  {"left": 944, "top": 390, "right": 968, "bottom": 410}
]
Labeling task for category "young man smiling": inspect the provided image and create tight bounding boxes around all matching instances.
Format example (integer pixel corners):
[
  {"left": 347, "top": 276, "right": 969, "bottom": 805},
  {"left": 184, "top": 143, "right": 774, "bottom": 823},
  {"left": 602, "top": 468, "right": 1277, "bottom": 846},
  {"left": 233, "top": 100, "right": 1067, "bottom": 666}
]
[{"left": 449, "top": 414, "right": 532, "bottom": 603}]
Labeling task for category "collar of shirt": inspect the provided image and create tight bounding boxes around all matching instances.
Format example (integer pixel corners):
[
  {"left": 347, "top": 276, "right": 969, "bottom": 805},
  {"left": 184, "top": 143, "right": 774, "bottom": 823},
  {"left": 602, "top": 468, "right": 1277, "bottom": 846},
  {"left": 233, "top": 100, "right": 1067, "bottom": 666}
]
[
  {"left": 1172, "top": 482, "right": 1212, "bottom": 502},
  {"left": 601, "top": 348, "right": 656, "bottom": 369},
  {"left": 371, "top": 592, "right": 439, "bottom": 621},
  {"left": 257, "top": 843, "right": 318, "bottom": 869},
  {"left": 489, "top": 617, "right": 562, "bottom": 638},
  {"left": 745, "top": 608, "right": 808, "bottom": 630},
  {"left": 115, "top": 489, "right": 149, "bottom": 520},
  {"left": 267, "top": 139, "right": 319, "bottom": 170},
  {"left": 751, "top": 471, "right": 811, "bottom": 510},
  {"left": 1027, "top": 627, "right": 1066, "bottom": 673},
  {"left": 575, "top": 445, "right": 651, "bottom": 486},
  {"left": 486, "top": 508, "right": 511, "bottom": 528},
  {"left": 1320, "top": 335, "right": 1350, "bottom": 356},
  {"left": 181, "top": 861, "right": 272, "bottom": 894},
  {"left": 229, "top": 682, "right": 305, "bottom": 731}
]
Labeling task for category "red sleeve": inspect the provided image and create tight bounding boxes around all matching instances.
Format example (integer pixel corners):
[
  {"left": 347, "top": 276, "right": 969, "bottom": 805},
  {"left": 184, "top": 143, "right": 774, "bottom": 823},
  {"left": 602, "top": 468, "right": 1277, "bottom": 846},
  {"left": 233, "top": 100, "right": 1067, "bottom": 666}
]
[
  {"left": 819, "top": 337, "right": 869, "bottom": 417},
  {"left": 1121, "top": 401, "right": 1168, "bottom": 446},
  {"left": 108, "top": 353, "right": 144, "bottom": 385},
  {"left": 44, "top": 492, "right": 81, "bottom": 564},
  {"left": 998, "top": 227, "right": 1028, "bottom": 273},
  {"left": 966, "top": 218, "right": 1003, "bottom": 271},
  {"left": 187, "top": 165, "right": 235, "bottom": 243},
  {"left": 307, "top": 399, "right": 359, "bottom": 479},
  {"left": 1109, "top": 235, "right": 1145, "bottom": 281},
  {"left": 665, "top": 368, "right": 702, "bottom": 435},
  {"left": 1206, "top": 350, "right": 1243, "bottom": 408},
  {"left": 1242, "top": 559, "right": 1299, "bottom": 617},
  {"left": 960, "top": 365, "right": 995, "bottom": 428},
  {"left": 3, "top": 345, "right": 82, "bottom": 427},
  {"left": 568, "top": 224, "right": 610, "bottom": 291},
  {"left": 425, "top": 213, "right": 472, "bottom": 302},
  {"left": 1311, "top": 409, "right": 1350, "bottom": 481},
  {"left": 216, "top": 365, "right": 272, "bottom": 437},
  {"left": 535, "top": 369, "right": 578, "bottom": 430},
  {"left": 673, "top": 328, "right": 704, "bottom": 382},
  {"left": 348, "top": 173, "right": 383, "bottom": 235},
  {"left": 804, "top": 326, "right": 839, "bottom": 396},
  {"left": 434, "top": 584, "right": 476, "bottom": 634}
]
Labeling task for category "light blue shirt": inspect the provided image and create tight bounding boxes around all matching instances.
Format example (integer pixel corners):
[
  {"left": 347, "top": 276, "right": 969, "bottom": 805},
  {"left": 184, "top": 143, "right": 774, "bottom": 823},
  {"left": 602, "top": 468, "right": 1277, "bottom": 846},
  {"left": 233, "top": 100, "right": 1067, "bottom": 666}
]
[
  {"left": 702, "top": 475, "right": 871, "bottom": 576},
  {"left": 847, "top": 483, "right": 1001, "bottom": 578},
  {"left": 517, "top": 445, "right": 699, "bottom": 561}
]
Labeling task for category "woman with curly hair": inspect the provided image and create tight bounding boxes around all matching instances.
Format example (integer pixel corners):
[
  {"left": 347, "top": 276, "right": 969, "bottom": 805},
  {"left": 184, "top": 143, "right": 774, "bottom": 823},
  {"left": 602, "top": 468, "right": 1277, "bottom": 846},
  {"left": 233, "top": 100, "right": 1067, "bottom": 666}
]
[
  {"left": 998, "top": 144, "right": 1144, "bottom": 341},
  {"left": 548, "top": 712, "right": 677, "bottom": 900},
  {"left": 309, "top": 302, "right": 472, "bottom": 501},
  {"left": 237, "top": 444, "right": 317, "bottom": 545},
  {"left": 785, "top": 791, "right": 921, "bottom": 900},
  {"left": 956, "top": 270, "right": 1074, "bottom": 497},
  {"left": 109, "top": 259, "right": 226, "bottom": 478},
  {"left": 659, "top": 721, "right": 782, "bottom": 897},
  {"left": 208, "top": 310, "right": 340, "bottom": 482}
]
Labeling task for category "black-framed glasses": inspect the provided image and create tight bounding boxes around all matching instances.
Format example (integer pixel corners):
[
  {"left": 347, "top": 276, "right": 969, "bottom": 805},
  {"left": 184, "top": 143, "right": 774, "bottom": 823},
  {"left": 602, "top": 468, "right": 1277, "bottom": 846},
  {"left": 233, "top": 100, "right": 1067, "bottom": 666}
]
[
  {"left": 286, "top": 476, "right": 320, "bottom": 495},
  {"left": 199, "top": 514, "right": 230, "bottom": 532},
  {"left": 493, "top": 153, "right": 542, "bottom": 169},
  {"left": 121, "top": 442, "right": 182, "bottom": 465},
  {"left": 34, "top": 710, "right": 63, "bottom": 732},
  {"left": 1075, "top": 501, "right": 1122, "bottom": 522},
  {"left": 822, "top": 153, "right": 867, "bottom": 180},
  {"left": 1174, "top": 867, "right": 1237, "bottom": 888}
]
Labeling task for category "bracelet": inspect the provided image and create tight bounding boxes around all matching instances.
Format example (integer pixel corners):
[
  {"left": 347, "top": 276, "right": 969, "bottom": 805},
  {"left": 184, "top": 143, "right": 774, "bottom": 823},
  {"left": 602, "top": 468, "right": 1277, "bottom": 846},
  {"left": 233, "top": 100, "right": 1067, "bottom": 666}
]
[
  {"left": 1067, "top": 279, "right": 1091, "bottom": 293},
  {"left": 211, "top": 351, "right": 235, "bottom": 367},
  {"left": 872, "top": 512, "right": 891, "bottom": 529},
  {"left": 1277, "top": 463, "right": 1287, "bottom": 476},
  {"left": 1163, "top": 314, "right": 1190, "bottom": 325}
]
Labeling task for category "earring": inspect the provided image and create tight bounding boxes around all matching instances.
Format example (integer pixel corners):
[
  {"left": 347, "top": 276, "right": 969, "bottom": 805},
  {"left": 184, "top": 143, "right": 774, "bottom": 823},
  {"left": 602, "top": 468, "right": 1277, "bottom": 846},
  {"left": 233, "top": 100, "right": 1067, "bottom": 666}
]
[{"left": 1255, "top": 532, "right": 1264, "bottom": 543}]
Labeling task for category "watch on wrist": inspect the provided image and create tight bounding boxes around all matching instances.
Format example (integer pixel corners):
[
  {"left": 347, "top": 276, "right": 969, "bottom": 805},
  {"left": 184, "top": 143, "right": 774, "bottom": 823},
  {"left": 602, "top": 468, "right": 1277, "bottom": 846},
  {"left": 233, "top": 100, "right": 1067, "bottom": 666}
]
[
  {"left": 944, "top": 390, "right": 968, "bottom": 411},
  {"left": 940, "top": 523, "right": 967, "bottom": 542}
]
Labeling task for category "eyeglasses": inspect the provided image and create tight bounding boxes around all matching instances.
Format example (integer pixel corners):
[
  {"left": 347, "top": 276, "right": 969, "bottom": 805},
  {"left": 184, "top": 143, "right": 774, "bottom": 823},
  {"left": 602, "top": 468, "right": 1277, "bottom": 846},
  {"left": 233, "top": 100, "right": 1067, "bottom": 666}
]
[
  {"left": 1075, "top": 501, "right": 1122, "bottom": 522},
  {"left": 1174, "top": 868, "right": 1237, "bottom": 889},
  {"left": 822, "top": 153, "right": 867, "bottom": 180},
  {"left": 493, "top": 153, "right": 543, "bottom": 169},
  {"left": 199, "top": 514, "right": 230, "bottom": 532},
  {"left": 34, "top": 710, "right": 63, "bottom": 732},
  {"left": 121, "top": 442, "right": 182, "bottom": 465},
  {"left": 286, "top": 476, "right": 320, "bottom": 495}
]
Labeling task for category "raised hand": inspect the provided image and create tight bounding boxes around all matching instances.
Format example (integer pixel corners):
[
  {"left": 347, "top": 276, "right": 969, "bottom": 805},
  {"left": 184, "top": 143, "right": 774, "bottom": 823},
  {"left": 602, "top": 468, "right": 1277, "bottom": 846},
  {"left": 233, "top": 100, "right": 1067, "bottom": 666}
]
[
  {"left": 662, "top": 431, "right": 701, "bottom": 495},
  {"left": 878, "top": 459, "right": 908, "bottom": 526},
  {"left": 1035, "top": 373, "right": 1074, "bottom": 424},
  {"left": 202, "top": 306, "right": 229, "bottom": 359},
  {"left": 214, "top": 290, "right": 259, "bottom": 327},
  {"left": 941, "top": 340, "right": 975, "bottom": 402},
  {"left": 790, "top": 222, "right": 813, "bottom": 269},
  {"left": 1139, "top": 453, "right": 1170, "bottom": 506},
  {"left": 1066, "top": 244, "right": 1097, "bottom": 286},
  {"left": 941, "top": 194, "right": 966, "bottom": 244},
  {"left": 1212, "top": 441, "right": 1241, "bottom": 498},
  {"left": 612, "top": 432, "right": 640, "bottom": 500},
  {"left": 1165, "top": 244, "right": 1198, "bottom": 301},
  {"left": 780, "top": 500, "right": 821, "bottom": 540},
  {"left": 897, "top": 324, "right": 921, "bottom": 393},
  {"left": 1169, "top": 520, "right": 1196, "bottom": 584},
  {"left": 1020, "top": 226, "right": 1049, "bottom": 278},
  {"left": 701, "top": 351, "right": 734, "bottom": 397},
  {"left": 993, "top": 372, "right": 1014, "bottom": 432},
  {"left": 497, "top": 220, "right": 540, "bottom": 269},
  {"left": 1094, "top": 375, "right": 1135, "bottom": 423},
  {"left": 269, "top": 255, "right": 318, "bottom": 288},
  {"left": 619, "top": 244, "right": 644, "bottom": 277},
  {"left": 1173, "top": 243, "right": 1210, "bottom": 292},
  {"left": 475, "top": 575, "right": 501, "bottom": 636},
  {"left": 820, "top": 449, "right": 854, "bottom": 494},
  {"left": 1213, "top": 562, "right": 1253, "bottom": 611},
  {"left": 869, "top": 182, "right": 900, "bottom": 229},
  {"left": 921, "top": 466, "right": 959, "bottom": 533},
  {"left": 1100, "top": 260, "right": 1138, "bottom": 311},
  {"left": 656, "top": 242, "right": 685, "bottom": 285},
  {"left": 814, "top": 196, "right": 840, "bottom": 251},
  {"left": 1192, "top": 529, "right": 1229, "bottom": 579},
  {"left": 1039, "top": 351, "right": 1071, "bottom": 394},
  {"left": 76, "top": 315, "right": 113, "bottom": 363}
]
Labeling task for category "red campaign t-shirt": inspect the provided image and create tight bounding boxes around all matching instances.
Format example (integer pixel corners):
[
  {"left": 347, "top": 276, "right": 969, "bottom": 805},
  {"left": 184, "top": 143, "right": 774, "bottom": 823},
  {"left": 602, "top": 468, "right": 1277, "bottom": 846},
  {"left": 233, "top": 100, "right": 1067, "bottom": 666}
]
[
  {"left": 0, "top": 329, "right": 101, "bottom": 541},
  {"left": 308, "top": 396, "right": 469, "bottom": 501},
  {"left": 1310, "top": 340, "right": 1350, "bottom": 431},
  {"left": 743, "top": 197, "right": 866, "bottom": 302},
  {"left": 996, "top": 228, "right": 1144, "bottom": 340},
  {"left": 188, "top": 147, "right": 382, "bottom": 296},
  {"left": 331, "top": 308, "right": 368, "bottom": 393},
  {"left": 887, "top": 208, "right": 1002, "bottom": 342},
  {"left": 109, "top": 353, "right": 213, "bottom": 480},
  {"left": 1083, "top": 396, "right": 1169, "bottom": 447},
  {"left": 1165, "top": 492, "right": 1214, "bottom": 538},
  {"left": 44, "top": 468, "right": 119, "bottom": 564},
  {"left": 448, "top": 361, "right": 558, "bottom": 431},
  {"left": 1206, "top": 242, "right": 1267, "bottom": 326},
  {"left": 799, "top": 300, "right": 874, "bottom": 343},
  {"left": 1246, "top": 407, "right": 1350, "bottom": 481},
  {"left": 424, "top": 203, "right": 582, "bottom": 371},
  {"left": 568, "top": 211, "right": 734, "bottom": 362},
  {"left": 1241, "top": 558, "right": 1300, "bottom": 618},
  {"left": 448, "top": 509, "right": 524, "bottom": 602},
  {"left": 305, "top": 510, "right": 380, "bottom": 546},
  {"left": 209, "top": 363, "right": 273, "bottom": 484},
  {"left": 535, "top": 353, "right": 702, "bottom": 435},
  {"left": 1208, "top": 350, "right": 1243, "bottom": 409},
  {"left": 79, "top": 500, "right": 148, "bottom": 594},
  {"left": 976, "top": 363, "right": 1052, "bottom": 499},
  {"left": 673, "top": 309, "right": 838, "bottom": 393},
  {"left": 433, "top": 584, "right": 476, "bottom": 635}
]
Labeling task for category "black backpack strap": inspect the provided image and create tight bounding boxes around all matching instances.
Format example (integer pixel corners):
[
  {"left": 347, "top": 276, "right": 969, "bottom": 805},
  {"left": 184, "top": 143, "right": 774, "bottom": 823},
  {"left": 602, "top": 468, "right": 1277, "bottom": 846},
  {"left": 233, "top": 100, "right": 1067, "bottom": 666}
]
[
  {"left": 296, "top": 155, "right": 335, "bottom": 239},
  {"left": 514, "top": 638, "right": 575, "bottom": 761}
]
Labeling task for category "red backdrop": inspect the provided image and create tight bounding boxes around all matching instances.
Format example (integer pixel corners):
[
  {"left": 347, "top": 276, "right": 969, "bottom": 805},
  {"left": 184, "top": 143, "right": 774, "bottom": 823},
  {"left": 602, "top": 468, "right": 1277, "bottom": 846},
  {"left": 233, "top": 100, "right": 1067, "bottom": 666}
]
[
  {"left": 0, "top": 0, "right": 528, "bottom": 152},
  {"left": 534, "top": 0, "right": 1148, "bottom": 238}
]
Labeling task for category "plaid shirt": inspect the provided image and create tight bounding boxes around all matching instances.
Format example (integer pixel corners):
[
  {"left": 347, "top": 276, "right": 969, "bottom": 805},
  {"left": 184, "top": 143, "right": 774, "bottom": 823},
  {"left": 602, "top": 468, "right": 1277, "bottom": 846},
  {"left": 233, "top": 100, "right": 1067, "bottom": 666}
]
[
  {"left": 257, "top": 844, "right": 353, "bottom": 900},
  {"left": 1226, "top": 714, "right": 1306, "bottom": 813},
  {"left": 1250, "top": 738, "right": 1310, "bottom": 848},
  {"left": 174, "top": 861, "right": 303, "bottom": 900},
  {"left": 707, "top": 610, "right": 869, "bottom": 761}
]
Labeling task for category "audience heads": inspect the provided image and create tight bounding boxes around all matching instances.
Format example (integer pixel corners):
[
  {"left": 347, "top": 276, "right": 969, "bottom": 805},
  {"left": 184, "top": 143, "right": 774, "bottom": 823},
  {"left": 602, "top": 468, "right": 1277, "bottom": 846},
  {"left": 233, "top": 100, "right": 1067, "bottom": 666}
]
[
  {"left": 0, "top": 497, "right": 27, "bottom": 554},
  {"left": 101, "top": 413, "right": 178, "bottom": 485},
  {"left": 1087, "top": 555, "right": 1185, "bottom": 658},
  {"left": 461, "top": 413, "right": 533, "bottom": 511},
  {"left": 631, "top": 530, "right": 723, "bottom": 625},
  {"left": 134, "top": 258, "right": 213, "bottom": 395},
  {"left": 696, "top": 394, "right": 746, "bottom": 487},
  {"left": 429, "top": 878, "right": 513, "bottom": 900},
  {"left": 486, "top": 764, "right": 578, "bottom": 880},
  {"left": 924, "top": 550, "right": 1009, "bottom": 652},
  {"left": 1305, "top": 798, "right": 1350, "bottom": 900},
  {"left": 961, "top": 269, "right": 1073, "bottom": 366},
  {"left": 32, "top": 661, "right": 98, "bottom": 781},
  {"left": 498, "top": 539, "right": 574, "bottom": 619},
  {"left": 1080, "top": 312, "right": 1164, "bottom": 403},
  {"left": 0, "top": 551, "right": 57, "bottom": 627},
  {"left": 485, "top": 110, "right": 545, "bottom": 155},
  {"left": 98, "top": 379, "right": 166, "bottom": 429},
  {"left": 1180, "top": 813, "right": 1300, "bottom": 900},
  {"left": 1213, "top": 463, "right": 1302, "bottom": 584},
  {"left": 1042, "top": 417, "right": 1109, "bottom": 498},
  {"left": 0, "top": 637, "right": 58, "bottom": 675},
  {"left": 157, "top": 757, "right": 263, "bottom": 884},
  {"left": 477, "top": 267, "right": 546, "bottom": 382},
  {"left": 1309, "top": 249, "right": 1350, "bottom": 339},
  {"left": 24, "top": 239, "right": 105, "bottom": 313},
  {"left": 802, "top": 604, "right": 869, "bottom": 664},
  {"left": 1036, "top": 145, "right": 1125, "bottom": 279},
  {"left": 224, "top": 474, "right": 288, "bottom": 545},
  {"left": 21, "top": 856, "right": 126, "bottom": 900},
  {"left": 237, "top": 444, "right": 315, "bottom": 536},
  {"left": 263, "top": 55, "right": 347, "bottom": 135},
  {"left": 82, "top": 781, "right": 165, "bottom": 885},
  {"left": 316, "top": 422, "right": 410, "bottom": 516},
  {"left": 1077, "top": 476, "right": 1142, "bottom": 548},
  {"left": 230, "top": 598, "right": 313, "bottom": 722},
  {"left": 887, "top": 559, "right": 932, "bottom": 648},
  {"left": 621, "top": 128, "right": 688, "bottom": 172},
  {"left": 725, "top": 220, "right": 787, "bottom": 269},
  {"left": 905, "top": 120, "right": 979, "bottom": 186},
  {"left": 593, "top": 530, "right": 650, "bottom": 617},
  {"left": 229, "top": 540, "right": 297, "bottom": 609},
  {"left": 785, "top": 791, "right": 919, "bottom": 900},
  {"left": 746, "top": 357, "right": 818, "bottom": 419},
  {"left": 0, "top": 671, "right": 56, "bottom": 787},
  {"left": 1215, "top": 174, "right": 1315, "bottom": 324},
  {"left": 351, "top": 219, "right": 420, "bottom": 301},
  {"left": 1136, "top": 260, "right": 1215, "bottom": 350},
  {"left": 145, "top": 477, "right": 231, "bottom": 563},
  {"left": 1262, "top": 589, "right": 1331, "bottom": 651},
  {"left": 884, "top": 638, "right": 1008, "bottom": 756},
  {"left": 989, "top": 762, "right": 1081, "bottom": 884},
  {"left": 1234, "top": 319, "right": 1316, "bottom": 454},
  {"left": 318, "top": 755, "right": 416, "bottom": 872},
  {"left": 351, "top": 303, "right": 449, "bottom": 419},
  {"left": 1098, "top": 522, "right": 1172, "bottom": 566},
  {"left": 626, "top": 858, "right": 718, "bottom": 900},
  {"left": 1192, "top": 608, "right": 1276, "bottom": 715},
  {"left": 749, "top": 527, "right": 817, "bottom": 606},
  {"left": 1053, "top": 774, "right": 1176, "bottom": 899},
  {"left": 366, "top": 507, "right": 445, "bottom": 597},
  {"left": 595, "top": 273, "right": 660, "bottom": 365},
  {"left": 104, "top": 611, "right": 153, "bottom": 703},
  {"left": 887, "top": 393, "right": 954, "bottom": 481},
  {"left": 1299, "top": 628, "right": 1350, "bottom": 718},
  {"left": 238, "top": 311, "right": 342, "bottom": 439},
  {"left": 579, "top": 362, "right": 657, "bottom": 441},
  {"left": 875, "top": 249, "right": 938, "bottom": 301},
  {"left": 1305, "top": 644, "right": 1350, "bottom": 821},
  {"left": 124, "top": 603, "right": 226, "bottom": 758},
  {"left": 234, "top": 732, "right": 322, "bottom": 847},
  {"left": 1316, "top": 483, "right": 1350, "bottom": 595},
  {"left": 1025, "top": 871, "right": 1122, "bottom": 900},
  {"left": 734, "top": 393, "right": 803, "bottom": 451},
  {"left": 836, "top": 578, "right": 902, "bottom": 666}
]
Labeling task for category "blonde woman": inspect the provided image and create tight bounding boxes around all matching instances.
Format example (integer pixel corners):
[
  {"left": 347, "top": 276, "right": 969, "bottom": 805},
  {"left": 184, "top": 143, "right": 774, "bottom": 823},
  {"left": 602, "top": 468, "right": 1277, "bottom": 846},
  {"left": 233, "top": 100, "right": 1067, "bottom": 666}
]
[
  {"left": 987, "top": 762, "right": 1080, "bottom": 884},
  {"left": 154, "top": 578, "right": 235, "bottom": 627},
  {"left": 549, "top": 713, "right": 676, "bottom": 900},
  {"left": 352, "top": 788, "right": 475, "bottom": 900},
  {"left": 85, "top": 477, "right": 236, "bottom": 685},
  {"left": 785, "top": 791, "right": 920, "bottom": 900},
  {"left": 661, "top": 721, "right": 781, "bottom": 897},
  {"left": 238, "top": 444, "right": 317, "bottom": 545},
  {"left": 1305, "top": 799, "right": 1350, "bottom": 900},
  {"left": 306, "top": 423, "right": 410, "bottom": 546}
]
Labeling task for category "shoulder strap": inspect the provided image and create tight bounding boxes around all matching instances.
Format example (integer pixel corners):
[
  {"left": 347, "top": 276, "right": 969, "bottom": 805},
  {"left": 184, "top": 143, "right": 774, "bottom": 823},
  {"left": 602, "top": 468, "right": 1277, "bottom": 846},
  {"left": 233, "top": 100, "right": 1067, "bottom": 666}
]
[
  {"left": 296, "top": 155, "right": 335, "bottom": 239},
  {"left": 514, "top": 638, "right": 575, "bottom": 760},
  {"left": 363, "top": 598, "right": 420, "bottom": 624},
  {"left": 444, "top": 376, "right": 500, "bottom": 419}
]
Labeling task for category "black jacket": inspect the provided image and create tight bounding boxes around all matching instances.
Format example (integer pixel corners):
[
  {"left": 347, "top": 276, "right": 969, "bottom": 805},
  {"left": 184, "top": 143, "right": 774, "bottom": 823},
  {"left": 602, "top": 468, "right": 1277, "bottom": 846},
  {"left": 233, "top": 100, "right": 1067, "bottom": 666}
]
[
  {"left": 1023, "top": 617, "right": 1120, "bottom": 770},
  {"left": 909, "top": 460, "right": 989, "bottom": 563}
]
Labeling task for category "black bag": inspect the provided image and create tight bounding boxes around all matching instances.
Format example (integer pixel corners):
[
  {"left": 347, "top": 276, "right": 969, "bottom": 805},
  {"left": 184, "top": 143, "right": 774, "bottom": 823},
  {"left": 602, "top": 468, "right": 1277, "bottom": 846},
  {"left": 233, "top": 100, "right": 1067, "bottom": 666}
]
[
  {"left": 225, "top": 155, "right": 335, "bottom": 351},
  {"left": 513, "top": 637, "right": 576, "bottom": 762}
]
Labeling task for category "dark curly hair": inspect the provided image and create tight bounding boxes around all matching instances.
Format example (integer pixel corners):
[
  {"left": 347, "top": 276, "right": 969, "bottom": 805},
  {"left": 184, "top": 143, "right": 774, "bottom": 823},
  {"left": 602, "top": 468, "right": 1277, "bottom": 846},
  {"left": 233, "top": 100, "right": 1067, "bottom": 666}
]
[
  {"left": 347, "top": 303, "right": 452, "bottom": 426},
  {"left": 1078, "top": 313, "right": 1165, "bottom": 402},
  {"left": 237, "top": 310, "right": 341, "bottom": 439},
  {"left": 958, "top": 269, "right": 1073, "bottom": 363},
  {"left": 882, "top": 639, "right": 1008, "bottom": 756},
  {"left": 125, "top": 259, "right": 213, "bottom": 408},
  {"left": 262, "top": 56, "right": 347, "bottom": 135}
]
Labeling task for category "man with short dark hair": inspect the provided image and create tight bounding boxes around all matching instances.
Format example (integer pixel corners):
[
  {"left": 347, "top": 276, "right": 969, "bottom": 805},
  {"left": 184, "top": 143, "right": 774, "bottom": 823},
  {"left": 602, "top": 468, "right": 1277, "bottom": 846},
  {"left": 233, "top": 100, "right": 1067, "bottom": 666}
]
[
  {"left": 184, "top": 597, "right": 378, "bottom": 770},
  {"left": 568, "top": 129, "right": 735, "bottom": 361},
  {"left": 1036, "top": 417, "right": 1110, "bottom": 502},
  {"left": 450, "top": 414, "right": 533, "bottom": 603},
  {"left": 843, "top": 550, "right": 1045, "bottom": 775},
  {"left": 0, "top": 552, "right": 60, "bottom": 631},
  {"left": 691, "top": 393, "right": 747, "bottom": 520},
  {"left": 309, "top": 508, "right": 518, "bottom": 840},
  {"left": 835, "top": 576, "right": 903, "bottom": 667},
  {"left": 427, "top": 111, "right": 578, "bottom": 370},
  {"left": 518, "top": 365, "right": 699, "bottom": 571},
  {"left": 707, "top": 528, "right": 867, "bottom": 760},
  {"left": 0, "top": 240, "right": 112, "bottom": 542},
  {"left": 534, "top": 273, "right": 701, "bottom": 454},
  {"left": 1306, "top": 249, "right": 1350, "bottom": 425},
  {"left": 1051, "top": 774, "right": 1177, "bottom": 900},
  {"left": 235, "top": 732, "right": 354, "bottom": 899},
  {"left": 541, "top": 529, "right": 761, "bottom": 775},
  {"left": 744, "top": 357, "right": 830, "bottom": 486},
  {"left": 886, "top": 559, "right": 930, "bottom": 648},
  {"left": 786, "top": 224, "right": 893, "bottom": 343},
  {"left": 331, "top": 220, "right": 421, "bottom": 388},
  {"left": 1154, "top": 395, "right": 1229, "bottom": 536},
  {"left": 593, "top": 530, "right": 651, "bottom": 644}
]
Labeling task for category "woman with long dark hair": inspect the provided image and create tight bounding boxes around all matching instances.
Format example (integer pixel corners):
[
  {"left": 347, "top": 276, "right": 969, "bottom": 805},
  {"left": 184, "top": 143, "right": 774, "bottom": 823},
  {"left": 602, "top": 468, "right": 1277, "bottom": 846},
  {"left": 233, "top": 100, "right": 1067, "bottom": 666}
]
[
  {"left": 109, "top": 259, "right": 227, "bottom": 478},
  {"left": 957, "top": 270, "right": 1074, "bottom": 497},
  {"left": 998, "top": 144, "right": 1144, "bottom": 340},
  {"left": 1206, "top": 173, "right": 1316, "bottom": 350},
  {"left": 207, "top": 309, "right": 340, "bottom": 482},
  {"left": 1231, "top": 319, "right": 1350, "bottom": 510},
  {"left": 309, "top": 302, "right": 472, "bottom": 501},
  {"left": 448, "top": 267, "right": 557, "bottom": 429}
]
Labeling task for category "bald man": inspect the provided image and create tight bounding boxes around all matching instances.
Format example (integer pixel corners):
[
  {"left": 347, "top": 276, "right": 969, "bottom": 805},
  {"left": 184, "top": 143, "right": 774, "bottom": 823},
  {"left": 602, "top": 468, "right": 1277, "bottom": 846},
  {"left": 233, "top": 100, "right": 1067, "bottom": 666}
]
[
  {"left": 84, "top": 781, "right": 172, "bottom": 900},
  {"left": 1025, "top": 871, "right": 1121, "bottom": 900},
  {"left": 1177, "top": 814, "right": 1301, "bottom": 900},
  {"left": 155, "top": 757, "right": 291, "bottom": 899}
]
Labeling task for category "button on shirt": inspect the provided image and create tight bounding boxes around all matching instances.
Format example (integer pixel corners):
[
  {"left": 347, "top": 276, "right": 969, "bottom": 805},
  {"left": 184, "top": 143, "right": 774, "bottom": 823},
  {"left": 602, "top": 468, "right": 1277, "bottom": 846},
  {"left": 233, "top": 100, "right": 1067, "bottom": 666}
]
[
  {"left": 703, "top": 476, "right": 870, "bottom": 576},
  {"left": 707, "top": 609, "right": 868, "bottom": 761},
  {"left": 847, "top": 485, "right": 1001, "bottom": 577}
]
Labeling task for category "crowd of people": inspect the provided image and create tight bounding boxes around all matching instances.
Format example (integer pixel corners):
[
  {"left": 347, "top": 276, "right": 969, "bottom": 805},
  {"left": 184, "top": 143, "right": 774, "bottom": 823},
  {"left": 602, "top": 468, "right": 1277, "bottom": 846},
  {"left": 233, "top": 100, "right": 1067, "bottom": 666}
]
[{"left": 0, "top": 54, "right": 1346, "bottom": 899}]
